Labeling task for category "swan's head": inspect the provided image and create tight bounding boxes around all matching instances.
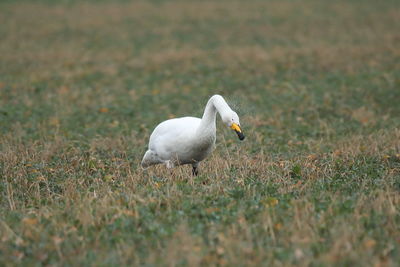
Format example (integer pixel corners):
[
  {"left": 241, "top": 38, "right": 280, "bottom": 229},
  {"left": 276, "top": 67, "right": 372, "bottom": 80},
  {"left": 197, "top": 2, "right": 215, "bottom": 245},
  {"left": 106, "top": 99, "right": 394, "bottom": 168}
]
[{"left": 223, "top": 111, "right": 245, "bottom": 141}]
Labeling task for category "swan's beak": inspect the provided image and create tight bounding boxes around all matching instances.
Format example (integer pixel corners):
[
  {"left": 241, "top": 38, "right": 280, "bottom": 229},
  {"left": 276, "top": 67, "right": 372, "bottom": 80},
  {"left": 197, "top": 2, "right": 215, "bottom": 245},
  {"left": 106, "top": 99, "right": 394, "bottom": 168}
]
[{"left": 231, "top": 123, "right": 245, "bottom": 141}]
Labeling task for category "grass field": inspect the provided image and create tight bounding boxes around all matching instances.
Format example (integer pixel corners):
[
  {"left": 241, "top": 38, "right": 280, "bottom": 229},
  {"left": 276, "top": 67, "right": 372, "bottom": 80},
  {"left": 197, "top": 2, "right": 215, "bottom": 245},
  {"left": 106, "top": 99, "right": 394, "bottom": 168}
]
[{"left": 1, "top": 0, "right": 400, "bottom": 265}]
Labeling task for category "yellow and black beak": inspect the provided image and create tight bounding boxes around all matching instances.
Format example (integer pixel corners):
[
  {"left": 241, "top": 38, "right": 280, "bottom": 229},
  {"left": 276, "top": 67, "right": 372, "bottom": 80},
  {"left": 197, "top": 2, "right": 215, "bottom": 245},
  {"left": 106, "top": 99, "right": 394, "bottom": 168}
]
[{"left": 231, "top": 123, "right": 245, "bottom": 140}]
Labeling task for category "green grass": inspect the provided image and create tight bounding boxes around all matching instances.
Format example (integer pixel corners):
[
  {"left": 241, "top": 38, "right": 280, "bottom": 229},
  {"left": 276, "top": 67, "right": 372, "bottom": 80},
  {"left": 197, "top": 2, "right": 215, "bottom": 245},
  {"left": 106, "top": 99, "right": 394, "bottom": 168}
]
[{"left": 1, "top": 0, "right": 400, "bottom": 265}]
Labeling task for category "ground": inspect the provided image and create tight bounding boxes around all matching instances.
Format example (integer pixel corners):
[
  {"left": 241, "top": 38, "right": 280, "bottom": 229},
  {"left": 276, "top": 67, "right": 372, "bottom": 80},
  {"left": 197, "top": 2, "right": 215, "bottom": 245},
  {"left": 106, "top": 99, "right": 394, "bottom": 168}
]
[{"left": 0, "top": 0, "right": 399, "bottom": 266}]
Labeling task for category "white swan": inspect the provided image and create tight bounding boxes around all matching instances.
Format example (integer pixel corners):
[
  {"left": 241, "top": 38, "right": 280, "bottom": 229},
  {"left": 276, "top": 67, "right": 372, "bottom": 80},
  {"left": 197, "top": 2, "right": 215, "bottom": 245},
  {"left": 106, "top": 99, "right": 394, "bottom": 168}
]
[{"left": 141, "top": 94, "right": 245, "bottom": 175}]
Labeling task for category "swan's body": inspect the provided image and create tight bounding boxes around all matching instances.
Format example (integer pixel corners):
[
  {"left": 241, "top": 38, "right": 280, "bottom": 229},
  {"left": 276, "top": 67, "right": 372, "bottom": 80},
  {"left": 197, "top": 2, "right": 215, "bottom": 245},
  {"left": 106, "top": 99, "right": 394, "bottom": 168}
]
[
  {"left": 143, "top": 117, "right": 215, "bottom": 166},
  {"left": 141, "top": 95, "right": 244, "bottom": 175}
]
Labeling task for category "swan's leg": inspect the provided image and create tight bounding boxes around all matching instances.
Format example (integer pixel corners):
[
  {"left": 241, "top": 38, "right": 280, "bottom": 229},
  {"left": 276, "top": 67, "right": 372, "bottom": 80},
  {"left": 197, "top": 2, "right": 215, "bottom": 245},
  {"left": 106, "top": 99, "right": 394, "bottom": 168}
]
[{"left": 192, "top": 162, "right": 199, "bottom": 176}]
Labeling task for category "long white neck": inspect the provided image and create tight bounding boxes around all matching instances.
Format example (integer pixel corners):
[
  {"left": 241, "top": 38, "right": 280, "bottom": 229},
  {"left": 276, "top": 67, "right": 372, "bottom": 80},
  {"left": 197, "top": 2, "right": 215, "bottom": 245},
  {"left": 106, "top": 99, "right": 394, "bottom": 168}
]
[{"left": 198, "top": 95, "right": 232, "bottom": 135}]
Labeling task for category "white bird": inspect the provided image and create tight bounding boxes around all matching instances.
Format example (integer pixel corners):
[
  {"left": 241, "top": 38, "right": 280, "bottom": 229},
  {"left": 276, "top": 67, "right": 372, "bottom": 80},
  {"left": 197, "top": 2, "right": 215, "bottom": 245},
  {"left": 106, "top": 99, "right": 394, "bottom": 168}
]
[{"left": 141, "top": 94, "right": 245, "bottom": 175}]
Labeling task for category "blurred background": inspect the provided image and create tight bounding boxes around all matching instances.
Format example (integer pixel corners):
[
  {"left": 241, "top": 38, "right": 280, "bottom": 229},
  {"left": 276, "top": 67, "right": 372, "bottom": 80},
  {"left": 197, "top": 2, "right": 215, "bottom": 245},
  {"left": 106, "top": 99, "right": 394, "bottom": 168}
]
[{"left": 1, "top": 0, "right": 399, "bottom": 146}]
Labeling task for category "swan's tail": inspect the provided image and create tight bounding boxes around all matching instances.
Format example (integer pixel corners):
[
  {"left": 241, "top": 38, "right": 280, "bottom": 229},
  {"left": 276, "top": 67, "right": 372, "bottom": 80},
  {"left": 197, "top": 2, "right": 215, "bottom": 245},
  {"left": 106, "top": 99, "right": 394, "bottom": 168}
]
[{"left": 141, "top": 150, "right": 163, "bottom": 169}]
